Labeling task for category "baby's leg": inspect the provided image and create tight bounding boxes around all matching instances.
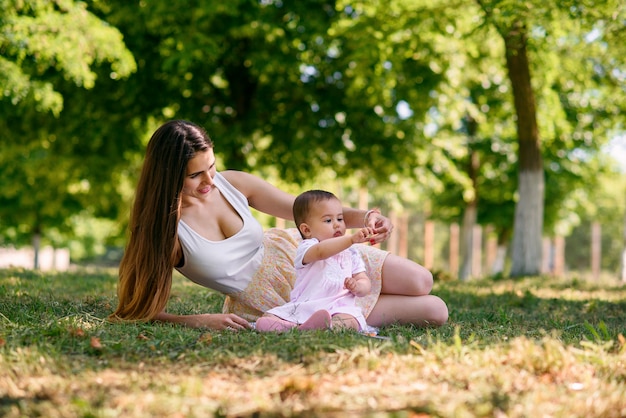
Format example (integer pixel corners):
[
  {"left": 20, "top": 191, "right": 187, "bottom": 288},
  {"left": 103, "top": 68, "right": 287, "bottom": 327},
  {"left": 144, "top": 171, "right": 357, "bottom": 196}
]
[
  {"left": 298, "top": 310, "right": 332, "bottom": 331},
  {"left": 256, "top": 314, "right": 297, "bottom": 332},
  {"left": 331, "top": 313, "right": 360, "bottom": 331}
]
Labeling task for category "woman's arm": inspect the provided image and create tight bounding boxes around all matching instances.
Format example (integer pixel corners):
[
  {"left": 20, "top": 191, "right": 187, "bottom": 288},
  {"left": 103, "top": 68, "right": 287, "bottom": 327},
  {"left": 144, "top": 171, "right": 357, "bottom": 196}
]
[
  {"left": 222, "top": 170, "right": 394, "bottom": 243},
  {"left": 221, "top": 170, "right": 295, "bottom": 220},
  {"left": 343, "top": 207, "right": 394, "bottom": 245},
  {"left": 342, "top": 206, "right": 369, "bottom": 229},
  {"left": 154, "top": 311, "right": 252, "bottom": 330}
]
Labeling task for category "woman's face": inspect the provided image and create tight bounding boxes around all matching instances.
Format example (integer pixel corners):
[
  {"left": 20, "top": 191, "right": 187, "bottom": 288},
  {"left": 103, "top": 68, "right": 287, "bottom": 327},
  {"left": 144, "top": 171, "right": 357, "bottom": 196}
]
[{"left": 182, "top": 149, "right": 217, "bottom": 200}]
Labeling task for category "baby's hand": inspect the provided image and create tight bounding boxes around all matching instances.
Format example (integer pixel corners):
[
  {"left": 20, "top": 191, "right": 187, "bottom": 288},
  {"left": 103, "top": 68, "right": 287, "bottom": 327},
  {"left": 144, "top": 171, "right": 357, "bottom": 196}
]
[
  {"left": 351, "top": 227, "right": 375, "bottom": 245},
  {"left": 344, "top": 276, "right": 369, "bottom": 297},
  {"left": 344, "top": 276, "right": 357, "bottom": 294}
]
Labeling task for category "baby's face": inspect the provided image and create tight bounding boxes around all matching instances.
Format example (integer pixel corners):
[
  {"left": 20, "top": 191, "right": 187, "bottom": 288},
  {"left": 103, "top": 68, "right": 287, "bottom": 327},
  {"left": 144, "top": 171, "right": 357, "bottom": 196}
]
[{"left": 302, "top": 198, "right": 345, "bottom": 241}]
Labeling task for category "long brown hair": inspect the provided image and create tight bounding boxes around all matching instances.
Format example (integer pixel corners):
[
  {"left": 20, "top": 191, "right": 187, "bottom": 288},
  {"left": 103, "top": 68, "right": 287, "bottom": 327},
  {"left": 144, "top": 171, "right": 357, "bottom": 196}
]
[{"left": 111, "top": 120, "right": 213, "bottom": 321}]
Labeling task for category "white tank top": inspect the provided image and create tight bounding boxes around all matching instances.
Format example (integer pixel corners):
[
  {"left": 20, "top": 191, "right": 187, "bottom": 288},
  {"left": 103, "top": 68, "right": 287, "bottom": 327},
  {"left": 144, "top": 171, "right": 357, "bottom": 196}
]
[{"left": 175, "top": 172, "right": 264, "bottom": 294}]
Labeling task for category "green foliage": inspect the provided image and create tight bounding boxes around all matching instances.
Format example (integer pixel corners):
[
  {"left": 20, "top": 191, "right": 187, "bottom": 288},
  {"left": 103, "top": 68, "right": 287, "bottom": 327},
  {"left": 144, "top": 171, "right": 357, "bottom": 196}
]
[
  {"left": 0, "top": 0, "right": 137, "bottom": 249},
  {"left": 0, "top": 0, "right": 135, "bottom": 114},
  {"left": 0, "top": 0, "right": 625, "bottom": 271}
]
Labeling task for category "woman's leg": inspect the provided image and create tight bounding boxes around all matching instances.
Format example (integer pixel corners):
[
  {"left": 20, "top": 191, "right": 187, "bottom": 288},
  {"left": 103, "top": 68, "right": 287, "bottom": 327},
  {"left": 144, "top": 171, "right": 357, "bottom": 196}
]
[
  {"left": 366, "top": 253, "right": 448, "bottom": 327},
  {"left": 379, "top": 253, "right": 434, "bottom": 296},
  {"left": 367, "top": 294, "right": 448, "bottom": 327}
]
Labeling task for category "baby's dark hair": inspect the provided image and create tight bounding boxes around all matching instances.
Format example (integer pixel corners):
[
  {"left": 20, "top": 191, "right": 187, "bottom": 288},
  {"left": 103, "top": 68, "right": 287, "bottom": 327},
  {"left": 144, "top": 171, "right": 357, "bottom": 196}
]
[{"left": 293, "top": 190, "right": 339, "bottom": 238}]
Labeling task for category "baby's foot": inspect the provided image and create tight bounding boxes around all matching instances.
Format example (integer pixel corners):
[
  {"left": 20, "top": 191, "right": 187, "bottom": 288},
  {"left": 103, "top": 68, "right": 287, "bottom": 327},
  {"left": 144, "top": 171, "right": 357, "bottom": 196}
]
[
  {"left": 298, "top": 310, "right": 332, "bottom": 331},
  {"left": 256, "top": 317, "right": 297, "bottom": 332}
]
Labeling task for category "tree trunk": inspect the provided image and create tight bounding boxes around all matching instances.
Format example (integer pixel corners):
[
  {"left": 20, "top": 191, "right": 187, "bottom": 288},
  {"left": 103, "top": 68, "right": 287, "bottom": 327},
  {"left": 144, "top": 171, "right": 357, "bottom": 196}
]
[
  {"left": 459, "top": 118, "right": 480, "bottom": 280},
  {"left": 471, "top": 224, "right": 483, "bottom": 278},
  {"left": 449, "top": 223, "right": 460, "bottom": 278},
  {"left": 622, "top": 204, "right": 626, "bottom": 282},
  {"left": 503, "top": 22, "right": 544, "bottom": 277},
  {"left": 32, "top": 230, "right": 41, "bottom": 270},
  {"left": 424, "top": 220, "right": 435, "bottom": 270},
  {"left": 492, "top": 229, "right": 510, "bottom": 275},
  {"left": 460, "top": 201, "right": 477, "bottom": 281},
  {"left": 493, "top": 245, "right": 507, "bottom": 275},
  {"left": 553, "top": 236, "right": 565, "bottom": 277},
  {"left": 591, "top": 222, "right": 601, "bottom": 281}
]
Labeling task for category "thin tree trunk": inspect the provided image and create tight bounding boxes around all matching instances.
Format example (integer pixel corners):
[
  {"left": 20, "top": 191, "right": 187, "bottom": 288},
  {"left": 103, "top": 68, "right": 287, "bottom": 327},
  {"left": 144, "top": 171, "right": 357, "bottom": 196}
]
[
  {"left": 485, "top": 225, "right": 497, "bottom": 275},
  {"left": 553, "top": 236, "right": 565, "bottom": 277},
  {"left": 493, "top": 245, "right": 507, "bottom": 275},
  {"left": 460, "top": 118, "right": 480, "bottom": 281},
  {"left": 32, "top": 231, "right": 41, "bottom": 270},
  {"left": 387, "top": 210, "right": 399, "bottom": 255},
  {"left": 541, "top": 237, "right": 552, "bottom": 274},
  {"left": 459, "top": 203, "right": 477, "bottom": 281},
  {"left": 398, "top": 213, "right": 409, "bottom": 259},
  {"left": 591, "top": 222, "right": 601, "bottom": 281},
  {"left": 449, "top": 223, "right": 460, "bottom": 278},
  {"left": 503, "top": 22, "right": 544, "bottom": 277},
  {"left": 424, "top": 220, "right": 434, "bottom": 270},
  {"left": 471, "top": 224, "right": 482, "bottom": 278},
  {"left": 622, "top": 205, "right": 626, "bottom": 282},
  {"left": 492, "top": 229, "right": 510, "bottom": 276}
]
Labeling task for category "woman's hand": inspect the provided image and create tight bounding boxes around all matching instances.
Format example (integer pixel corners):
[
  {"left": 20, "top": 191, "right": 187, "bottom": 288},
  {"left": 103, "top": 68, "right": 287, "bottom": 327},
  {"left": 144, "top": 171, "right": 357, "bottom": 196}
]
[
  {"left": 365, "top": 209, "right": 394, "bottom": 245},
  {"left": 154, "top": 311, "right": 252, "bottom": 331}
]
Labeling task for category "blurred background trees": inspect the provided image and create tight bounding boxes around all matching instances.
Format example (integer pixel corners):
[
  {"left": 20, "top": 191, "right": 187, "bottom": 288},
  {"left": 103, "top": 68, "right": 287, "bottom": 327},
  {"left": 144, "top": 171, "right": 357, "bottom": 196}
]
[{"left": 1, "top": 0, "right": 624, "bottom": 279}]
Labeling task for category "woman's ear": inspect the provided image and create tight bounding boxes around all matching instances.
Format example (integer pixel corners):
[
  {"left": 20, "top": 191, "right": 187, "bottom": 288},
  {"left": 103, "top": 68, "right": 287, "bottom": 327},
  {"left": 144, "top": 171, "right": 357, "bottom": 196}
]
[{"left": 299, "top": 223, "right": 312, "bottom": 238}]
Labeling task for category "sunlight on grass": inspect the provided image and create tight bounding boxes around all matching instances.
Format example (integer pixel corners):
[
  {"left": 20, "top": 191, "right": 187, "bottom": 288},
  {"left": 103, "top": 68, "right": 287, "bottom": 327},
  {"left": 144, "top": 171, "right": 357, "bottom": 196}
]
[{"left": 1, "top": 268, "right": 626, "bottom": 416}]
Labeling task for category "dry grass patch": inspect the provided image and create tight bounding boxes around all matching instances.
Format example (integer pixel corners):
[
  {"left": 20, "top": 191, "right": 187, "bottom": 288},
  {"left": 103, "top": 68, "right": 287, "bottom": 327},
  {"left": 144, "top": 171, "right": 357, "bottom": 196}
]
[
  {"left": 3, "top": 337, "right": 626, "bottom": 417},
  {"left": 2, "top": 269, "right": 626, "bottom": 416}
]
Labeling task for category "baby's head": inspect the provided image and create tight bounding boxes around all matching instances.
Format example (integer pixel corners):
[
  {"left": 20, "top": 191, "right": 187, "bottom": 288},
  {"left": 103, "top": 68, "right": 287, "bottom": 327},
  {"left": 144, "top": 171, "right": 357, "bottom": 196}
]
[{"left": 293, "top": 190, "right": 344, "bottom": 240}]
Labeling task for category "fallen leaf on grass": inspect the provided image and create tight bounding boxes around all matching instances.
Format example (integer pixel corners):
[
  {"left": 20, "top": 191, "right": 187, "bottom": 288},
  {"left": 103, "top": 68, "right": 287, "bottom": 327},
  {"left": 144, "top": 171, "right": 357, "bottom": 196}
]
[
  {"left": 410, "top": 340, "right": 426, "bottom": 354},
  {"left": 90, "top": 337, "right": 103, "bottom": 349},
  {"left": 137, "top": 333, "right": 150, "bottom": 340},
  {"left": 69, "top": 327, "right": 85, "bottom": 337},
  {"left": 197, "top": 333, "right": 213, "bottom": 344}
]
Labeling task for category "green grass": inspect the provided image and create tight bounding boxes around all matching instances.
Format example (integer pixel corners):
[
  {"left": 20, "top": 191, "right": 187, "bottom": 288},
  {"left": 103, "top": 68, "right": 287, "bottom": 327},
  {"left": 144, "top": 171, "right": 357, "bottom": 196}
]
[{"left": 1, "top": 268, "right": 626, "bottom": 417}]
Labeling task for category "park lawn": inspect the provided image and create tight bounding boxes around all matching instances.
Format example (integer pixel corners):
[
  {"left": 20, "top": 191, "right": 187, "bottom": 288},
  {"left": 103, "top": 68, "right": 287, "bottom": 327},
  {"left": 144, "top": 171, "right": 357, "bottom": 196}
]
[{"left": 1, "top": 268, "right": 626, "bottom": 417}]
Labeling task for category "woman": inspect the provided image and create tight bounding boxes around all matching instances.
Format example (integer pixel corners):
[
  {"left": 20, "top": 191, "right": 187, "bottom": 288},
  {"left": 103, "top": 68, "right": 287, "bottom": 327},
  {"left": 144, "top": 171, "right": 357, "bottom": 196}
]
[{"left": 111, "top": 120, "right": 448, "bottom": 331}]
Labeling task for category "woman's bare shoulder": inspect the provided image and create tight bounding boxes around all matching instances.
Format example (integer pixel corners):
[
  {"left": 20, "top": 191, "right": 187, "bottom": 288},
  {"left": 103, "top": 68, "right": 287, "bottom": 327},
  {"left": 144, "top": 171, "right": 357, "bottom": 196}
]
[
  {"left": 219, "top": 169, "right": 250, "bottom": 185},
  {"left": 220, "top": 170, "right": 257, "bottom": 195}
]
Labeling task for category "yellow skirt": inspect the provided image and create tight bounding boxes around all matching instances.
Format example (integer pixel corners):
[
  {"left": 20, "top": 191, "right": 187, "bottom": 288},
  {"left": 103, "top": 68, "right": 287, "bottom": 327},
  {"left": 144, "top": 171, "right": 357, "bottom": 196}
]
[{"left": 222, "top": 228, "right": 387, "bottom": 322}]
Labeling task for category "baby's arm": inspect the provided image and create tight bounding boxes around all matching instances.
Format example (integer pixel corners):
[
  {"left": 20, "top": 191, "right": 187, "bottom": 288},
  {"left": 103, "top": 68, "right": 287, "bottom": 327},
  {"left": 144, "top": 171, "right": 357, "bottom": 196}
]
[
  {"left": 303, "top": 227, "right": 374, "bottom": 264},
  {"left": 344, "top": 271, "right": 372, "bottom": 297}
]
